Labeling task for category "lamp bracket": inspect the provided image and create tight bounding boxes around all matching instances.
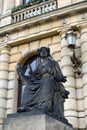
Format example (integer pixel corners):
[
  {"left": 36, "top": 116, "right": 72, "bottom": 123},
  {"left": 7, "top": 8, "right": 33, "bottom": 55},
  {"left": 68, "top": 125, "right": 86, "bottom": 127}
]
[{"left": 70, "top": 49, "right": 81, "bottom": 75}]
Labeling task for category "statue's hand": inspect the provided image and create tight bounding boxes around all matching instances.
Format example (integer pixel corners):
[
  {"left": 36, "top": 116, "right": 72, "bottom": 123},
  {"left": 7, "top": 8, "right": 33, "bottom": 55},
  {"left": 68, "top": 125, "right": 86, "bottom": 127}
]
[{"left": 61, "top": 76, "right": 67, "bottom": 83}]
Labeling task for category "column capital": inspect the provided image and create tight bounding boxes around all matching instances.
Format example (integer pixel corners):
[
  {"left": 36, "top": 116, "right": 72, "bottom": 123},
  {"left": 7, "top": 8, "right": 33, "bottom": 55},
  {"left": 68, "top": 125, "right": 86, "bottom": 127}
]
[
  {"left": 57, "top": 25, "right": 81, "bottom": 39},
  {"left": 0, "top": 45, "right": 11, "bottom": 54}
]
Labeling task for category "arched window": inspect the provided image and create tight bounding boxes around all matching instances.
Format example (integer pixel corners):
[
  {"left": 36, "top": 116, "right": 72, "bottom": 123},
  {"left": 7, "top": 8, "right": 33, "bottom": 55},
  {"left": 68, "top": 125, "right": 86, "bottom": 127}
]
[{"left": 17, "top": 54, "right": 38, "bottom": 107}]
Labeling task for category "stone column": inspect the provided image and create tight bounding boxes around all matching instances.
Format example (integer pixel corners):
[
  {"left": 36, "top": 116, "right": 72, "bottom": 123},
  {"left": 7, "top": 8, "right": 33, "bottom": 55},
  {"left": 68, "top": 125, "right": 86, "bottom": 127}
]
[
  {"left": 81, "top": 26, "right": 87, "bottom": 129},
  {"left": 15, "top": 0, "right": 22, "bottom": 6},
  {"left": 0, "top": 0, "right": 3, "bottom": 14},
  {"left": 60, "top": 32, "right": 78, "bottom": 129},
  {"left": 0, "top": 47, "right": 10, "bottom": 130},
  {"left": 3, "top": 0, "right": 15, "bottom": 14},
  {"left": 57, "top": 0, "right": 72, "bottom": 8}
]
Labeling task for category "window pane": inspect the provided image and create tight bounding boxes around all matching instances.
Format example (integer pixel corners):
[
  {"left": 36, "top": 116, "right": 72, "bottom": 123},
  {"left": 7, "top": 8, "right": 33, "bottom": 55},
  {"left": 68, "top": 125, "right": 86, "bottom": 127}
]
[{"left": 26, "top": 0, "right": 30, "bottom": 4}]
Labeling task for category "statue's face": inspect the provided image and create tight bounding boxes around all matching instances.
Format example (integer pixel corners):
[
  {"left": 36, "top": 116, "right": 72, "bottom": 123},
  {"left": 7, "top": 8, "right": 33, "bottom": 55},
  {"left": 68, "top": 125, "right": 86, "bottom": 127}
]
[{"left": 39, "top": 47, "right": 48, "bottom": 58}]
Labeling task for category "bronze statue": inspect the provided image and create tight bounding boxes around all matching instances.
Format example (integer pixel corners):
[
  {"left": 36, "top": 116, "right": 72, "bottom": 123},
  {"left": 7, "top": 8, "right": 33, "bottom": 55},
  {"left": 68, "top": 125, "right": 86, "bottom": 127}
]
[{"left": 17, "top": 47, "right": 70, "bottom": 125}]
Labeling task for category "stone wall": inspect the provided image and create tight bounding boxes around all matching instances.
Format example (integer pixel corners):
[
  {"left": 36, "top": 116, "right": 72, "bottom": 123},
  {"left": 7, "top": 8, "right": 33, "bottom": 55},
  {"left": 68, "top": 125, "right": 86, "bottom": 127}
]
[
  {"left": 0, "top": 1, "right": 87, "bottom": 130},
  {"left": 0, "top": 27, "right": 87, "bottom": 130}
]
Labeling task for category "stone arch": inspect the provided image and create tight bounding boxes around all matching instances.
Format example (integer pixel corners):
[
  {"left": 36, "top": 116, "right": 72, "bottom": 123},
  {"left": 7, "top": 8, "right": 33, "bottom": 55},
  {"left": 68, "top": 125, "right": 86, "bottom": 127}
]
[
  {"left": 14, "top": 49, "right": 38, "bottom": 111},
  {"left": 18, "top": 50, "right": 37, "bottom": 65}
]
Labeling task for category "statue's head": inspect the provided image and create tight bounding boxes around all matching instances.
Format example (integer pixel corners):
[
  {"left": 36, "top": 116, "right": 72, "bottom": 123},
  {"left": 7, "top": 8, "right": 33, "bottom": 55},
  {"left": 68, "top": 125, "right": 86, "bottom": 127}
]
[{"left": 37, "top": 47, "right": 50, "bottom": 58}]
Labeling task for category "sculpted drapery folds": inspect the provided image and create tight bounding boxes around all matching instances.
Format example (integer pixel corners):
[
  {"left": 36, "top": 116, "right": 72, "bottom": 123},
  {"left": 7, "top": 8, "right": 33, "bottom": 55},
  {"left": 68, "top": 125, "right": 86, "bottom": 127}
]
[{"left": 17, "top": 47, "right": 69, "bottom": 124}]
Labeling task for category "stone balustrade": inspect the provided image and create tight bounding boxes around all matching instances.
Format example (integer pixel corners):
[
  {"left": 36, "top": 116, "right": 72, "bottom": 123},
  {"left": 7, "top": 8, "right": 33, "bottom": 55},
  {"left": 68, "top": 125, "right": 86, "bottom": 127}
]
[{"left": 12, "top": 0, "right": 57, "bottom": 23}]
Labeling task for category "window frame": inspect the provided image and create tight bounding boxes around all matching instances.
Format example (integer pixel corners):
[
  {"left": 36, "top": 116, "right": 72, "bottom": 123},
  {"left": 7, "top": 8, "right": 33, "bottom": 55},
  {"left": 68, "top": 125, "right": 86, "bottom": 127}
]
[{"left": 17, "top": 54, "right": 38, "bottom": 107}]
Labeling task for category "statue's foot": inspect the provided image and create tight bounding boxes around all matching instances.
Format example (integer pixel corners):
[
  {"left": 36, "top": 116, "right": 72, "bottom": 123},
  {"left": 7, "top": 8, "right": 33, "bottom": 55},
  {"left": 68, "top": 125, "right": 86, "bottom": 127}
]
[{"left": 17, "top": 106, "right": 27, "bottom": 113}]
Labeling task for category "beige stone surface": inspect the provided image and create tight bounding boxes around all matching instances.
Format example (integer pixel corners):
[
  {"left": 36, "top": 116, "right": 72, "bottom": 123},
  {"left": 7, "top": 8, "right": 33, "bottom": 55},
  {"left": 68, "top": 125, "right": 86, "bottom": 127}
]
[
  {"left": 0, "top": 71, "right": 8, "bottom": 80},
  {"left": 61, "top": 56, "right": 72, "bottom": 67},
  {"left": 0, "top": 62, "right": 9, "bottom": 71},
  {"left": 9, "top": 63, "right": 17, "bottom": 72},
  {"left": 73, "top": 0, "right": 85, "bottom": 3},
  {"left": 40, "top": 22, "right": 51, "bottom": 31},
  {"left": 9, "top": 72, "right": 16, "bottom": 80},
  {"left": 0, "top": 80, "right": 8, "bottom": 89},
  {"left": 15, "top": 0, "right": 21, "bottom": 6},
  {"left": 61, "top": 47, "right": 70, "bottom": 58},
  {"left": 8, "top": 80, "right": 17, "bottom": 89},
  {"left": 76, "top": 88, "right": 83, "bottom": 100},
  {"left": 0, "top": 125, "right": 3, "bottom": 130},
  {"left": 76, "top": 78, "right": 82, "bottom": 89},
  {"left": 65, "top": 117, "right": 78, "bottom": 128},
  {"left": 7, "top": 99, "right": 13, "bottom": 109},
  {"left": 0, "top": 54, "right": 9, "bottom": 62},
  {"left": 58, "top": 0, "right": 72, "bottom": 8},
  {"left": 10, "top": 53, "right": 22, "bottom": 63},
  {"left": 3, "top": 0, "right": 14, "bottom": 13},
  {"left": 84, "top": 97, "right": 87, "bottom": 109},
  {"left": 3, "top": 114, "right": 74, "bottom": 130},
  {"left": 52, "top": 35, "right": 60, "bottom": 44},
  {"left": 81, "top": 42, "right": 87, "bottom": 54},
  {"left": 82, "top": 74, "right": 87, "bottom": 86},
  {"left": 81, "top": 33, "right": 87, "bottom": 43},
  {"left": 0, "top": 89, "right": 7, "bottom": 98},
  {"left": 1, "top": 17, "right": 11, "bottom": 27},
  {"left": 64, "top": 110, "right": 78, "bottom": 117},
  {"left": 78, "top": 111, "right": 85, "bottom": 118},
  {"left": 52, "top": 52, "right": 61, "bottom": 61},
  {"left": 10, "top": 32, "right": 18, "bottom": 40},
  {"left": 18, "top": 29, "right": 28, "bottom": 38},
  {"left": 78, "top": 117, "right": 86, "bottom": 129},
  {"left": 0, "top": 119, "right": 4, "bottom": 124},
  {"left": 64, "top": 76, "right": 75, "bottom": 88},
  {"left": 81, "top": 52, "right": 87, "bottom": 64},
  {"left": 0, "top": 99, "right": 6, "bottom": 108},
  {"left": 7, "top": 89, "right": 14, "bottom": 99},
  {"left": 61, "top": 37, "right": 68, "bottom": 48},
  {"left": 6, "top": 109, "right": 13, "bottom": 115},
  {"left": 64, "top": 98, "right": 77, "bottom": 110},
  {"left": 18, "top": 44, "right": 29, "bottom": 52},
  {"left": 10, "top": 47, "right": 18, "bottom": 55},
  {"left": 0, "top": 109, "right": 5, "bottom": 118},
  {"left": 1, "top": 48, "right": 10, "bottom": 54},
  {"left": 49, "top": 43, "right": 61, "bottom": 54},
  {"left": 62, "top": 66, "right": 74, "bottom": 76},
  {"left": 81, "top": 27, "right": 87, "bottom": 34},
  {"left": 29, "top": 25, "right": 40, "bottom": 34},
  {"left": 82, "top": 63, "right": 87, "bottom": 74},
  {"left": 77, "top": 100, "right": 84, "bottom": 111},
  {"left": 30, "top": 41, "right": 39, "bottom": 52},
  {"left": 40, "top": 38, "right": 51, "bottom": 47},
  {"left": 0, "top": 0, "right": 3, "bottom": 14},
  {"left": 21, "top": 47, "right": 30, "bottom": 57},
  {"left": 52, "top": 20, "right": 60, "bottom": 28},
  {"left": 65, "top": 87, "right": 76, "bottom": 99},
  {"left": 83, "top": 85, "right": 87, "bottom": 97}
]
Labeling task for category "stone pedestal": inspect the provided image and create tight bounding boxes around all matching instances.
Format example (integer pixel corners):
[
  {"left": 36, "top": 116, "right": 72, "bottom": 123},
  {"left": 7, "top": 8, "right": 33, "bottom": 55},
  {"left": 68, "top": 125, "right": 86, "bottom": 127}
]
[{"left": 3, "top": 113, "right": 74, "bottom": 130}]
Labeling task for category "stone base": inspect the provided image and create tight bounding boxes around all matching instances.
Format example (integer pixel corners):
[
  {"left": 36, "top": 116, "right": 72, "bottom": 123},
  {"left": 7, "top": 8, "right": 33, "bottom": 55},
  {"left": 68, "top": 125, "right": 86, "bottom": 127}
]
[{"left": 3, "top": 113, "right": 74, "bottom": 130}]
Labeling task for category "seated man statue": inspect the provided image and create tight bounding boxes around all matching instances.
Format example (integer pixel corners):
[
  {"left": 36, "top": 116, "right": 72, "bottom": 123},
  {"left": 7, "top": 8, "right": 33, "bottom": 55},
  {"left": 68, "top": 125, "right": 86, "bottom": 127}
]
[{"left": 17, "top": 47, "right": 70, "bottom": 125}]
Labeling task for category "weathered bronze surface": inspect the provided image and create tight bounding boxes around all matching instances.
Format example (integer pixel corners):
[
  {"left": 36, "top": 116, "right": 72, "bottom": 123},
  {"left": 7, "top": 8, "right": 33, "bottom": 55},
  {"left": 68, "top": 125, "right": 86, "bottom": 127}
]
[{"left": 17, "top": 47, "right": 70, "bottom": 125}]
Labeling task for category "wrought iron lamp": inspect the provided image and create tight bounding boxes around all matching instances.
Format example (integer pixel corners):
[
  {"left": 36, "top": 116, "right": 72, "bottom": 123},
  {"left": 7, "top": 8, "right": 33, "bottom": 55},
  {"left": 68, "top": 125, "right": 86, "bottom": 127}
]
[
  {"left": 66, "top": 30, "right": 76, "bottom": 49},
  {"left": 66, "top": 29, "right": 81, "bottom": 75}
]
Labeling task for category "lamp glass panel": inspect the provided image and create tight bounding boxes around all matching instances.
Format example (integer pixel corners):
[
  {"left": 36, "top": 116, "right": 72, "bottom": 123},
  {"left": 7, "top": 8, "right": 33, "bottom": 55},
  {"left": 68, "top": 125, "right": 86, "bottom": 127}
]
[{"left": 67, "top": 34, "right": 76, "bottom": 45}]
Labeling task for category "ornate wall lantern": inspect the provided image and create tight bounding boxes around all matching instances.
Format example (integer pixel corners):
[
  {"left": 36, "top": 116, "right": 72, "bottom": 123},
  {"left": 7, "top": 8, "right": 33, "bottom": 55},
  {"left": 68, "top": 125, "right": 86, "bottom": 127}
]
[
  {"left": 66, "top": 30, "right": 76, "bottom": 49},
  {"left": 66, "top": 29, "right": 81, "bottom": 75}
]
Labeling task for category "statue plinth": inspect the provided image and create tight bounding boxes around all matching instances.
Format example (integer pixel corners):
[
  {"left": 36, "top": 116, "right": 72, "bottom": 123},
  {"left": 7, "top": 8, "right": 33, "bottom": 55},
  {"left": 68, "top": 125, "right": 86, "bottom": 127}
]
[{"left": 3, "top": 113, "right": 74, "bottom": 130}]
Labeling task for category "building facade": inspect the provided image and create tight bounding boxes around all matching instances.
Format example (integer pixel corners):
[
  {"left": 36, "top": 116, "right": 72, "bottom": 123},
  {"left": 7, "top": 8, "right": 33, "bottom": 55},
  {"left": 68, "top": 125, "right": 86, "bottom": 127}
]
[{"left": 0, "top": 0, "right": 87, "bottom": 130}]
